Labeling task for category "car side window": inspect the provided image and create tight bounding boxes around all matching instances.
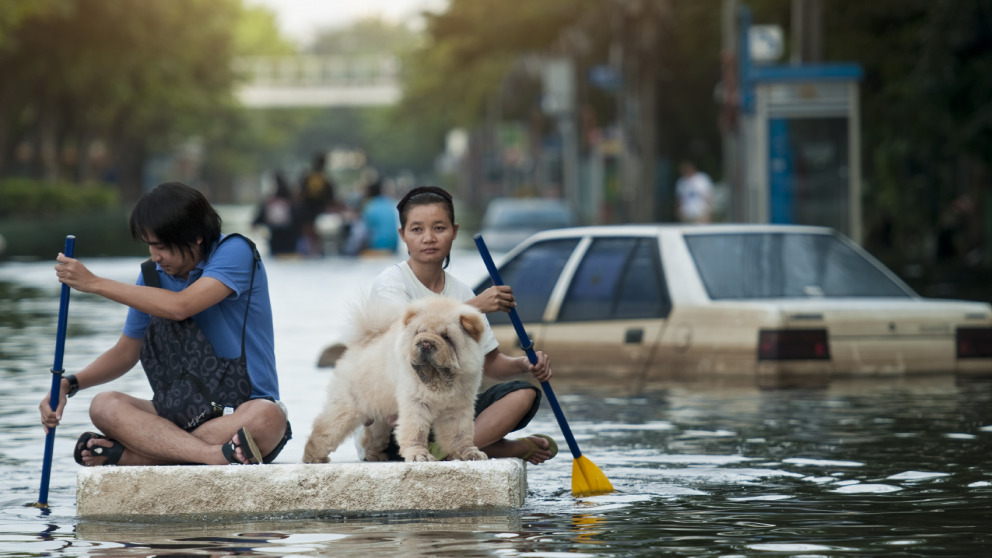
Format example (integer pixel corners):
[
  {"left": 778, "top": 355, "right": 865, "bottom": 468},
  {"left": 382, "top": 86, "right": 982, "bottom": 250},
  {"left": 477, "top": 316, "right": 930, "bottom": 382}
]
[
  {"left": 558, "top": 237, "right": 671, "bottom": 322},
  {"left": 615, "top": 239, "right": 672, "bottom": 319},
  {"left": 475, "top": 238, "right": 580, "bottom": 324}
]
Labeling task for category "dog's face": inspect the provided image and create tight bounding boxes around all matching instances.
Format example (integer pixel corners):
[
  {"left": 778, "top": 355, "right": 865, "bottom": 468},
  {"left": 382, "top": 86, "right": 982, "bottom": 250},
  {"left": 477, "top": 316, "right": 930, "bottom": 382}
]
[{"left": 402, "top": 296, "right": 486, "bottom": 390}]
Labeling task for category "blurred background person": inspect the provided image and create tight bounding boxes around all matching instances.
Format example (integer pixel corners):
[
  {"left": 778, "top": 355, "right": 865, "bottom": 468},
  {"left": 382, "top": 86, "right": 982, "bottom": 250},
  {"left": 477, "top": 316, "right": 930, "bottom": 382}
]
[
  {"left": 675, "top": 160, "right": 714, "bottom": 224},
  {"left": 252, "top": 171, "right": 300, "bottom": 258},
  {"left": 360, "top": 180, "right": 400, "bottom": 255},
  {"left": 297, "top": 153, "right": 337, "bottom": 257}
]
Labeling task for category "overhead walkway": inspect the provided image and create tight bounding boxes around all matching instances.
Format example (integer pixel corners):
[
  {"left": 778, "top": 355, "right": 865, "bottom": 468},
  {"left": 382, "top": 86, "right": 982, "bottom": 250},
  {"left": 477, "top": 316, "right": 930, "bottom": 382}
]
[{"left": 235, "top": 55, "right": 401, "bottom": 108}]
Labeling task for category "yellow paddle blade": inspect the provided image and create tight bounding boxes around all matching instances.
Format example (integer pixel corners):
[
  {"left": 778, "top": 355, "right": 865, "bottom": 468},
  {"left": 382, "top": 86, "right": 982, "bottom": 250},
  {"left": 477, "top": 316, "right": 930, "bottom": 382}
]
[{"left": 572, "top": 455, "right": 614, "bottom": 497}]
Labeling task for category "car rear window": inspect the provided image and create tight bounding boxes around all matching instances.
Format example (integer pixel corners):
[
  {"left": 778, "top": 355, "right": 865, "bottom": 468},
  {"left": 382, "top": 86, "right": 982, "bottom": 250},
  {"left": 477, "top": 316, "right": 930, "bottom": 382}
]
[
  {"left": 475, "top": 238, "right": 580, "bottom": 323},
  {"left": 685, "top": 232, "right": 913, "bottom": 299}
]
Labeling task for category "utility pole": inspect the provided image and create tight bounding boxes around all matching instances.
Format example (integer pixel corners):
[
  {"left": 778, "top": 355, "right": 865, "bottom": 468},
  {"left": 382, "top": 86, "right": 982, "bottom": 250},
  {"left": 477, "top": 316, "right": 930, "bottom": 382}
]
[
  {"left": 721, "top": 0, "right": 741, "bottom": 221},
  {"left": 542, "top": 57, "right": 578, "bottom": 207},
  {"left": 791, "top": 0, "right": 822, "bottom": 64}
]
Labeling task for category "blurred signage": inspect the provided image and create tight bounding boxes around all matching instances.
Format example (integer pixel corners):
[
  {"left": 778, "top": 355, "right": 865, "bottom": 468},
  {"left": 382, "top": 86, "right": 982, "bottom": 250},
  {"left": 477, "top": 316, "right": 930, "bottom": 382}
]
[
  {"left": 588, "top": 65, "right": 621, "bottom": 92},
  {"left": 749, "top": 25, "right": 784, "bottom": 62},
  {"left": 541, "top": 58, "right": 575, "bottom": 114}
]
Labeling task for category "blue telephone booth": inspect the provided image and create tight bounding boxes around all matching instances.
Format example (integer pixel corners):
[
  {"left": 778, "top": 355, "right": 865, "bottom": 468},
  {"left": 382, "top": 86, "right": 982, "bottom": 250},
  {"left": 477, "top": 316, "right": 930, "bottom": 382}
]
[{"left": 737, "top": 8, "right": 864, "bottom": 242}]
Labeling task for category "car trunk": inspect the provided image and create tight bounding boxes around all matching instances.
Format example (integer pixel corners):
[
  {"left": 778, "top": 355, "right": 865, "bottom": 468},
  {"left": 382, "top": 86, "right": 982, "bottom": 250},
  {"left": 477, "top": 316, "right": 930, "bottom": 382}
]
[{"left": 779, "top": 299, "right": 992, "bottom": 375}]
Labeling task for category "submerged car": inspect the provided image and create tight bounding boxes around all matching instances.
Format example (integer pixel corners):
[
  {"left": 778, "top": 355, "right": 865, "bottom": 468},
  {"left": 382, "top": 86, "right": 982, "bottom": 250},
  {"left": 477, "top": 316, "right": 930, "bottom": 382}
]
[
  {"left": 478, "top": 197, "right": 576, "bottom": 253},
  {"left": 474, "top": 224, "right": 992, "bottom": 388}
]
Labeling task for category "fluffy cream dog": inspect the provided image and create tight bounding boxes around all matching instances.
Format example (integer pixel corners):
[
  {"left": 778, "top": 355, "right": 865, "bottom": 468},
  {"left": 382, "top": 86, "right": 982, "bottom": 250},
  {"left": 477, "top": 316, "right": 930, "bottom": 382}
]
[{"left": 303, "top": 295, "right": 489, "bottom": 463}]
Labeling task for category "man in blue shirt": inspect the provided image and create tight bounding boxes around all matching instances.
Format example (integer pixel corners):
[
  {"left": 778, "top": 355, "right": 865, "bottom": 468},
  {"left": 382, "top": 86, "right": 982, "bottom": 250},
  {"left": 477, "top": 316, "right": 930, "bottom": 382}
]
[
  {"left": 361, "top": 181, "right": 400, "bottom": 252},
  {"left": 40, "top": 182, "right": 290, "bottom": 466}
]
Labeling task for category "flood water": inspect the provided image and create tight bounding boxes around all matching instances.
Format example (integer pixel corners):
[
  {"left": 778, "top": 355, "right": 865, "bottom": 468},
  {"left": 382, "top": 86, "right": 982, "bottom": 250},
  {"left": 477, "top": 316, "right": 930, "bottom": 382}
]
[{"left": 2, "top": 249, "right": 992, "bottom": 557}]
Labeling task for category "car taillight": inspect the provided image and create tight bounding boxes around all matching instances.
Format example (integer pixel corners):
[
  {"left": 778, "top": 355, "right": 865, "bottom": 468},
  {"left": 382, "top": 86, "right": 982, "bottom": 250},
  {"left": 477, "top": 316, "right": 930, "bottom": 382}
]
[
  {"left": 956, "top": 327, "right": 992, "bottom": 358},
  {"left": 758, "top": 329, "right": 830, "bottom": 360}
]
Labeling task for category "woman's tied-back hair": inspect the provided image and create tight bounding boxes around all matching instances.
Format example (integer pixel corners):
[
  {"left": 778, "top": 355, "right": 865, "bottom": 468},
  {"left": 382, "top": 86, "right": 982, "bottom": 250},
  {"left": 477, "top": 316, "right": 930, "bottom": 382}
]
[
  {"left": 396, "top": 186, "right": 455, "bottom": 268},
  {"left": 129, "top": 182, "right": 222, "bottom": 262}
]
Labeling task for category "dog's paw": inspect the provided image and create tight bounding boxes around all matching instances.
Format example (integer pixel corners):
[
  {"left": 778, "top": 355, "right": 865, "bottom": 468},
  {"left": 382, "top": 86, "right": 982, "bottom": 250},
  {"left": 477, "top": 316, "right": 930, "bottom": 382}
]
[
  {"left": 363, "top": 450, "right": 389, "bottom": 462},
  {"left": 406, "top": 451, "right": 436, "bottom": 462},
  {"left": 303, "top": 453, "right": 330, "bottom": 464},
  {"left": 453, "top": 448, "right": 488, "bottom": 461}
]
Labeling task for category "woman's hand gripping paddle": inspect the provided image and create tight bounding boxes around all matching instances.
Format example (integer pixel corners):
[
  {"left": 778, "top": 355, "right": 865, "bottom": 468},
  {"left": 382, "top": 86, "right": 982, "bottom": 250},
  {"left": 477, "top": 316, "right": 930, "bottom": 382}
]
[
  {"left": 474, "top": 234, "right": 614, "bottom": 497},
  {"left": 34, "top": 235, "right": 75, "bottom": 509}
]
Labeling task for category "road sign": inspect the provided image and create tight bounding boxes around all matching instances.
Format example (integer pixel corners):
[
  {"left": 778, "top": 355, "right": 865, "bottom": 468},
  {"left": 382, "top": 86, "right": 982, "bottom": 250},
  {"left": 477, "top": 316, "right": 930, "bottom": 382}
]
[{"left": 749, "top": 25, "right": 783, "bottom": 62}]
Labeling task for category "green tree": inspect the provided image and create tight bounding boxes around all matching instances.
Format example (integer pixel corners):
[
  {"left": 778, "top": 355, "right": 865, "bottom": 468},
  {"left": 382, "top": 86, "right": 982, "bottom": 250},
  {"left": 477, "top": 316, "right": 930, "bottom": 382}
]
[
  {"left": 309, "top": 16, "right": 418, "bottom": 56},
  {"left": 235, "top": 4, "right": 297, "bottom": 56},
  {"left": 401, "top": 0, "right": 586, "bottom": 129},
  {"left": 0, "top": 0, "right": 242, "bottom": 201}
]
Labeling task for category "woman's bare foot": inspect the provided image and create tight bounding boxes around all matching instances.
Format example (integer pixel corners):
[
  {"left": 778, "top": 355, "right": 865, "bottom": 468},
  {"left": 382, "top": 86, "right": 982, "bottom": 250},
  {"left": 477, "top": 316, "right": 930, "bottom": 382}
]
[{"left": 481, "top": 434, "right": 558, "bottom": 465}]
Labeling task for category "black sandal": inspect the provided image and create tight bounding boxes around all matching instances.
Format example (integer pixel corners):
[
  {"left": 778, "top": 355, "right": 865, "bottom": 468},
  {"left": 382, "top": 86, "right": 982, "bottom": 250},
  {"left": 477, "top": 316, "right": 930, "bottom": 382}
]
[
  {"left": 74, "top": 432, "right": 124, "bottom": 466},
  {"left": 222, "top": 427, "right": 263, "bottom": 465}
]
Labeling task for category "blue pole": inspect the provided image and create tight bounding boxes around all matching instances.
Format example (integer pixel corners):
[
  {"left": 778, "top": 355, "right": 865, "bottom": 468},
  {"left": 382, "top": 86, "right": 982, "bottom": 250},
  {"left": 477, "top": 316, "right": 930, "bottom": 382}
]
[
  {"left": 473, "top": 234, "right": 583, "bottom": 460},
  {"left": 36, "top": 235, "right": 75, "bottom": 508}
]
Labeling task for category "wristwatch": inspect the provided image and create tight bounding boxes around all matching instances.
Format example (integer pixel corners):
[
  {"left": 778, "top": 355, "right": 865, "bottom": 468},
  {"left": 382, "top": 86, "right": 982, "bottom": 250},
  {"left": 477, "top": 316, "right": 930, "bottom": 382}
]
[{"left": 64, "top": 374, "right": 80, "bottom": 398}]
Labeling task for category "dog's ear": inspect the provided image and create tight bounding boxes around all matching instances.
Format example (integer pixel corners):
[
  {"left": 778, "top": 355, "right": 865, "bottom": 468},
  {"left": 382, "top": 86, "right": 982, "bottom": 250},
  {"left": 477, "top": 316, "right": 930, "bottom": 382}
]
[
  {"left": 403, "top": 305, "right": 419, "bottom": 326},
  {"left": 460, "top": 310, "right": 485, "bottom": 343}
]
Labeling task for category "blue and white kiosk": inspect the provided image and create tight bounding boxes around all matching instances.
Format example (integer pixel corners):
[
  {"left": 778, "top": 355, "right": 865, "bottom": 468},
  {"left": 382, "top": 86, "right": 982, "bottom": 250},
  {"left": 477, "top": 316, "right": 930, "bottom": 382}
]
[{"left": 737, "top": 7, "right": 864, "bottom": 242}]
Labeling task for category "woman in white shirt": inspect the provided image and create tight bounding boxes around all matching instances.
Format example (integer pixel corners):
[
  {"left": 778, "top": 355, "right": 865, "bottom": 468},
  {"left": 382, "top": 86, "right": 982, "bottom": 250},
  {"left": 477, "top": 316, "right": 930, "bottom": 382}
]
[{"left": 369, "top": 186, "right": 558, "bottom": 465}]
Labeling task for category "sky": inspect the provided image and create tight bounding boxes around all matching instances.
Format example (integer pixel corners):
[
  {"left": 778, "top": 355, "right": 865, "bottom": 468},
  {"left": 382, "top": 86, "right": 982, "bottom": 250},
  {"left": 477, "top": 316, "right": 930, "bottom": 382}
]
[{"left": 245, "top": 0, "right": 447, "bottom": 45}]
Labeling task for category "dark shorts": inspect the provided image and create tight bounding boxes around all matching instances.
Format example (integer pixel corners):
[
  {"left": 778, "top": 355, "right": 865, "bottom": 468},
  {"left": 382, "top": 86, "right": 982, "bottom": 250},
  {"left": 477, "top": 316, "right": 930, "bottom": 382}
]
[
  {"left": 474, "top": 380, "right": 542, "bottom": 431},
  {"left": 382, "top": 380, "right": 542, "bottom": 461}
]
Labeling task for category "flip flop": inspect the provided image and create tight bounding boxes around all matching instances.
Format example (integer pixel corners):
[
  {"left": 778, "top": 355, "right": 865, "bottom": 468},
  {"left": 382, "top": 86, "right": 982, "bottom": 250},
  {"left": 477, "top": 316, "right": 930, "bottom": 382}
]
[
  {"left": 518, "top": 434, "right": 559, "bottom": 462},
  {"left": 222, "top": 427, "right": 263, "bottom": 465},
  {"left": 74, "top": 432, "right": 124, "bottom": 466}
]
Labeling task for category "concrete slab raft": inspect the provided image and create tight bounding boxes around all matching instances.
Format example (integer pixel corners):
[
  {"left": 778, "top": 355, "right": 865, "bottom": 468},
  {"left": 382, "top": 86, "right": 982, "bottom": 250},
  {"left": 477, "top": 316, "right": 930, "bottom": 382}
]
[{"left": 76, "top": 459, "right": 526, "bottom": 519}]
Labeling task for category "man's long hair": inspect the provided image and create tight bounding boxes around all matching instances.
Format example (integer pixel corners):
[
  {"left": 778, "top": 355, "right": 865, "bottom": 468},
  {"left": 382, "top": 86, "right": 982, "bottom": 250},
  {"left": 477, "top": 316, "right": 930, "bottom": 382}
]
[{"left": 129, "top": 182, "right": 222, "bottom": 262}]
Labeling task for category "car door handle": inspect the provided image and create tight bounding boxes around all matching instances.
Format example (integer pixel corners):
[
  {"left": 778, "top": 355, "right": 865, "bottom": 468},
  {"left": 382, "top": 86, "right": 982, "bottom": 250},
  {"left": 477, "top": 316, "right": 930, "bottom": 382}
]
[{"left": 625, "top": 328, "right": 644, "bottom": 344}]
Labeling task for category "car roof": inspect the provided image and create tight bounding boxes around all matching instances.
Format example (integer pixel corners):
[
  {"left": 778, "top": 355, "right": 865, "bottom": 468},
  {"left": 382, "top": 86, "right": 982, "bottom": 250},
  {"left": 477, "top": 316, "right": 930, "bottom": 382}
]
[
  {"left": 523, "top": 223, "right": 837, "bottom": 241},
  {"left": 486, "top": 197, "right": 570, "bottom": 208}
]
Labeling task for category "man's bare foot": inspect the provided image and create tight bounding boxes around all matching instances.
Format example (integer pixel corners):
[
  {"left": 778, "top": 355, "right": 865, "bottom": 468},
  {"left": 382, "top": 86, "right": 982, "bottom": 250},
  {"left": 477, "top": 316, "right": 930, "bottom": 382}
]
[
  {"left": 74, "top": 432, "right": 125, "bottom": 466},
  {"left": 221, "top": 428, "right": 263, "bottom": 464}
]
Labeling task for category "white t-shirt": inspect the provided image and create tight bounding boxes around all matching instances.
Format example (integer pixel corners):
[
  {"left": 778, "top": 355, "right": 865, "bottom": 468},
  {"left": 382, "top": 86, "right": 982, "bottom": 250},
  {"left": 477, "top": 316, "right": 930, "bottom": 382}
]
[
  {"left": 369, "top": 261, "right": 499, "bottom": 354},
  {"left": 676, "top": 171, "right": 714, "bottom": 223}
]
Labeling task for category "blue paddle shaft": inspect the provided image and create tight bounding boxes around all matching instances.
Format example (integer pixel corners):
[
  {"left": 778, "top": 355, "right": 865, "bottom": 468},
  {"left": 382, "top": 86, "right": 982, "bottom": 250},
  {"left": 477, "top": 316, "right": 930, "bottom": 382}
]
[
  {"left": 38, "top": 234, "right": 75, "bottom": 506},
  {"left": 52, "top": 236, "right": 74, "bottom": 373},
  {"left": 473, "top": 234, "right": 583, "bottom": 460}
]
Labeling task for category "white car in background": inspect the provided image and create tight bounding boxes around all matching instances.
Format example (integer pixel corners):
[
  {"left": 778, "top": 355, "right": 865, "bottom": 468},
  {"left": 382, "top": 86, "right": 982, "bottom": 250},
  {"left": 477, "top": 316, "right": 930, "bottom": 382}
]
[
  {"left": 474, "top": 224, "right": 992, "bottom": 388},
  {"left": 478, "top": 197, "right": 576, "bottom": 253}
]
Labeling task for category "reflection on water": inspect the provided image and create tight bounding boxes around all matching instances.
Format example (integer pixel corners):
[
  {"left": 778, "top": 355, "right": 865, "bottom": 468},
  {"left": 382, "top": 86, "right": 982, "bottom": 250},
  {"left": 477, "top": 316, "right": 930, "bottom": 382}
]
[{"left": 2, "top": 253, "right": 991, "bottom": 556}]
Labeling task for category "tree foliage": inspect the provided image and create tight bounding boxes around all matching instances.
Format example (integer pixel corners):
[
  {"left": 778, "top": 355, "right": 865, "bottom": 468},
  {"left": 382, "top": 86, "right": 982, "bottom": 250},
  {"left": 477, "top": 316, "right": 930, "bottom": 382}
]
[
  {"left": 400, "top": 0, "right": 588, "bottom": 129},
  {"left": 792, "top": 1, "right": 992, "bottom": 267},
  {"left": 0, "top": 0, "right": 243, "bottom": 200},
  {"left": 309, "top": 16, "right": 419, "bottom": 56},
  {"left": 235, "top": 4, "right": 298, "bottom": 56}
]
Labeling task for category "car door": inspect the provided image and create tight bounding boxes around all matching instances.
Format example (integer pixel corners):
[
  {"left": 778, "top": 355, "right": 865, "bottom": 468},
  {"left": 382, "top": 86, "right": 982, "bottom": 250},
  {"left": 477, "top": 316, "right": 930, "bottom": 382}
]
[{"left": 540, "top": 236, "right": 672, "bottom": 380}]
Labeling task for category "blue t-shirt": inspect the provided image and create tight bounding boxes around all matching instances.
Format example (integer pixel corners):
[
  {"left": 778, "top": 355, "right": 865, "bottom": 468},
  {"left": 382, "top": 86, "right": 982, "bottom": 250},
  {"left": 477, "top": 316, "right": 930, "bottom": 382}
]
[
  {"left": 362, "top": 195, "right": 400, "bottom": 251},
  {"left": 123, "top": 235, "right": 280, "bottom": 400}
]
